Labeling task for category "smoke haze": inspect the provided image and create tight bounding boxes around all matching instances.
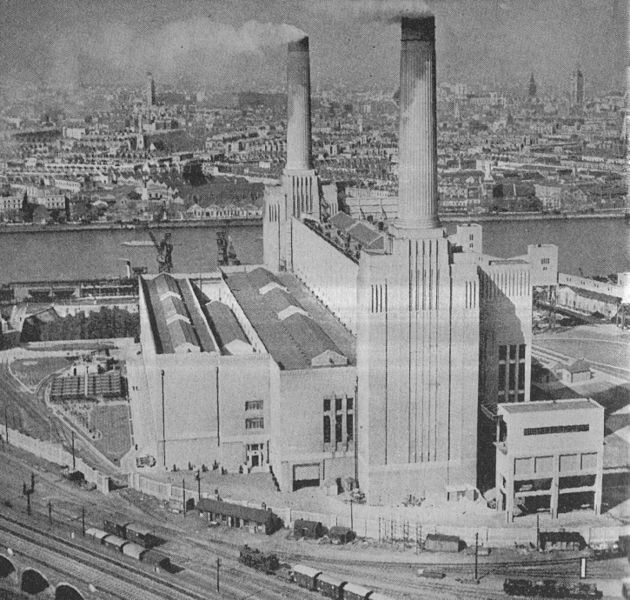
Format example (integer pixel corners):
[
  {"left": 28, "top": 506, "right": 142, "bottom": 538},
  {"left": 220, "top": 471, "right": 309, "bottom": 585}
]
[
  {"left": 46, "top": 18, "right": 306, "bottom": 89},
  {"left": 321, "top": 0, "right": 434, "bottom": 22},
  {"left": 0, "top": 0, "right": 623, "bottom": 93}
]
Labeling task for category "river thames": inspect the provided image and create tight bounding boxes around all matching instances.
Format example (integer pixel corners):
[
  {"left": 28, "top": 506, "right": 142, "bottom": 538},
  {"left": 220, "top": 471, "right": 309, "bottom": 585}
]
[{"left": 0, "top": 217, "right": 627, "bottom": 283}]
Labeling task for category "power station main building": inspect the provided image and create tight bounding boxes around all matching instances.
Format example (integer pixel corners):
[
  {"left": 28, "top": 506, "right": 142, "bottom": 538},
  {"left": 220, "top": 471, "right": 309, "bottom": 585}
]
[
  {"left": 263, "top": 15, "right": 554, "bottom": 504},
  {"left": 133, "top": 15, "right": 557, "bottom": 504},
  {"left": 356, "top": 17, "right": 481, "bottom": 503}
]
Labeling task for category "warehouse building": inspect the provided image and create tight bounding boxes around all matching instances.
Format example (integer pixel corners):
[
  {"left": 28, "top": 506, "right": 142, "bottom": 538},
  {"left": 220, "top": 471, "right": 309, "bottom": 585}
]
[{"left": 133, "top": 267, "right": 356, "bottom": 492}]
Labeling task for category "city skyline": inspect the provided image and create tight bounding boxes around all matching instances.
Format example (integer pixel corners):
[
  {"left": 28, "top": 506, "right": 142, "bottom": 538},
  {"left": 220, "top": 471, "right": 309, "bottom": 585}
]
[{"left": 0, "top": 0, "right": 626, "bottom": 94}]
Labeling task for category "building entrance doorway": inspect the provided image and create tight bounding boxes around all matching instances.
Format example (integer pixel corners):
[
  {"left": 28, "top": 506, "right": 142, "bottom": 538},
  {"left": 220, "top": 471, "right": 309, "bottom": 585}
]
[{"left": 246, "top": 443, "right": 265, "bottom": 469}]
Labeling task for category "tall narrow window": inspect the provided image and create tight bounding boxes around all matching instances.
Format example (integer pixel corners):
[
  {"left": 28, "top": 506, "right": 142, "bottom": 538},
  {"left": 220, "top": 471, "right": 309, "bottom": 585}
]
[
  {"left": 498, "top": 363, "right": 506, "bottom": 389},
  {"left": 346, "top": 414, "right": 354, "bottom": 441},
  {"left": 323, "top": 415, "right": 331, "bottom": 443},
  {"left": 335, "top": 415, "right": 343, "bottom": 443}
]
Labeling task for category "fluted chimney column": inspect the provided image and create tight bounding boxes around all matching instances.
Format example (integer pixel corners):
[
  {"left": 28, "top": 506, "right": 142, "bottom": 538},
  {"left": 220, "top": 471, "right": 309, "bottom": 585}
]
[
  {"left": 286, "top": 37, "right": 312, "bottom": 171},
  {"left": 393, "top": 16, "right": 440, "bottom": 236}
]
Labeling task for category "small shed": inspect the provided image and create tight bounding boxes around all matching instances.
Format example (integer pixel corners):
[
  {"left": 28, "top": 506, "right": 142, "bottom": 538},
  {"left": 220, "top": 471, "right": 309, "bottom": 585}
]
[
  {"left": 197, "top": 498, "right": 282, "bottom": 534},
  {"left": 424, "top": 533, "right": 462, "bottom": 553},
  {"left": 558, "top": 359, "right": 591, "bottom": 384},
  {"left": 540, "top": 531, "right": 585, "bottom": 551},
  {"left": 292, "top": 564, "right": 322, "bottom": 590},
  {"left": 294, "top": 519, "right": 325, "bottom": 539},
  {"left": 329, "top": 526, "right": 355, "bottom": 545},
  {"left": 317, "top": 573, "right": 347, "bottom": 599}
]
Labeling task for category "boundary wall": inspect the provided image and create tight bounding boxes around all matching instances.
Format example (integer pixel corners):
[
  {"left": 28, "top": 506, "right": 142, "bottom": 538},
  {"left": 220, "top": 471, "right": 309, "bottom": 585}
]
[{"left": 129, "top": 473, "right": 628, "bottom": 548}]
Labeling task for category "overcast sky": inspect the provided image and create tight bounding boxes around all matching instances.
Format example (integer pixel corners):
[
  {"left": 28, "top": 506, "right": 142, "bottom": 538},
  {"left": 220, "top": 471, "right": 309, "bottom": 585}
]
[{"left": 0, "top": 0, "right": 626, "bottom": 93}]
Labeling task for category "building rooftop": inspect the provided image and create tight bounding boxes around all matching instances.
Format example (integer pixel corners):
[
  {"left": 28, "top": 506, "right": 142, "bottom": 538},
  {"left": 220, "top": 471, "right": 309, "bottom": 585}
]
[
  {"left": 499, "top": 398, "right": 601, "bottom": 415},
  {"left": 143, "top": 273, "right": 241, "bottom": 356},
  {"left": 204, "top": 300, "right": 252, "bottom": 354},
  {"left": 562, "top": 359, "right": 591, "bottom": 374},
  {"left": 224, "top": 268, "right": 351, "bottom": 370}
]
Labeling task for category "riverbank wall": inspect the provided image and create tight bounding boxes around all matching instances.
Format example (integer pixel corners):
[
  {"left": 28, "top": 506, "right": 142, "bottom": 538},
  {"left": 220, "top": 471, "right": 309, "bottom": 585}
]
[
  {"left": 0, "top": 211, "right": 625, "bottom": 234},
  {"left": 0, "top": 217, "right": 261, "bottom": 234}
]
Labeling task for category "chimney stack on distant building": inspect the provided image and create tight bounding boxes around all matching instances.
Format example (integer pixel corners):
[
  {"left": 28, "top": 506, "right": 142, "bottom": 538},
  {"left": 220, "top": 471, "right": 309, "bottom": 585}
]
[
  {"left": 393, "top": 16, "right": 440, "bottom": 235},
  {"left": 528, "top": 72, "right": 537, "bottom": 99},
  {"left": 571, "top": 66, "right": 584, "bottom": 105},
  {"left": 286, "top": 37, "right": 312, "bottom": 171},
  {"left": 146, "top": 72, "right": 156, "bottom": 109}
]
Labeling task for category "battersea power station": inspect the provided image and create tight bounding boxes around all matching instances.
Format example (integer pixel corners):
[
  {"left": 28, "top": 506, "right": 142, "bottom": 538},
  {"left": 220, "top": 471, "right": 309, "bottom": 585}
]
[{"left": 130, "top": 15, "right": 559, "bottom": 505}]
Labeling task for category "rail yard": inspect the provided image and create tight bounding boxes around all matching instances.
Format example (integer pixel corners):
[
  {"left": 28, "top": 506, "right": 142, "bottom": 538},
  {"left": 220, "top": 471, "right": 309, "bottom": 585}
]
[{"left": 0, "top": 442, "right": 626, "bottom": 599}]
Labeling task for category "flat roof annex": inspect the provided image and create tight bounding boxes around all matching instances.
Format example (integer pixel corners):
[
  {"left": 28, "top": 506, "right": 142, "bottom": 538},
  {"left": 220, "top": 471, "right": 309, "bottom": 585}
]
[{"left": 499, "top": 398, "right": 601, "bottom": 415}]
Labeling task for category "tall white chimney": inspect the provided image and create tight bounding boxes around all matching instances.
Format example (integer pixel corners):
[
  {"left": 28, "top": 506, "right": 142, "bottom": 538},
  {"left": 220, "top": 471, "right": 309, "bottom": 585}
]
[
  {"left": 393, "top": 16, "right": 440, "bottom": 235},
  {"left": 286, "top": 37, "right": 312, "bottom": 171}
]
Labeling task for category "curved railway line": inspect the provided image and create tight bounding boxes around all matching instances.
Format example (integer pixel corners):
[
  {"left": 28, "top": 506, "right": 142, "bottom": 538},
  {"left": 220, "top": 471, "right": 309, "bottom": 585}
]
[
  {"left": 0, "top": 512, "right": 316, "bottom": 600},
  {"left": 0, "top": 416, "right": 622, "bottom": 600},
  {"left": 17, "top": 488, "right": 619, "bottom": 599}
]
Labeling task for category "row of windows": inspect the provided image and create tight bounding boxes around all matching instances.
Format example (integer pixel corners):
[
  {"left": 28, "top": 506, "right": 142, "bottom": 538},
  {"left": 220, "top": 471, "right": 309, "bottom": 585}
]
[
  {"left": 498, "top": 344, "right": 526, "bottom": 403},
  {"left": 323, "top": 397, "right": 353, "bottom": 412},
  {"left": 323, "top": 396, "right": 354, "bottom": 445},
  {"left": 245, "top": 400, "right": 263, "bottom": 411},
  {"left": 245, "top": 417, "right": 264, "bottom": 430},
  {"left": 498, "top": 362, "right": 526, "bottom": 390},
  {"left": 323, "top": 414, "right": 354, "bottom": 444},
  {"left": 370, "top": 284, "right": 387, "bottom": 313},
  {"left": 499, "top": 344, "right": 526, "bottom": 362},
  {"left": 499, "top": 391, "right": 526, "bottom": 402},
  {"left": 523, "top": 424, "right": 589, "bottom": 436}
]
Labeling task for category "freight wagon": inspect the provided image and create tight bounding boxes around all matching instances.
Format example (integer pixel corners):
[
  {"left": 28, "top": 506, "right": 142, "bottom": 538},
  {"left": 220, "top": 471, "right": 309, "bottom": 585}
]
[{"left": 239, "top": 547, "right": 395, "bottom": 600}]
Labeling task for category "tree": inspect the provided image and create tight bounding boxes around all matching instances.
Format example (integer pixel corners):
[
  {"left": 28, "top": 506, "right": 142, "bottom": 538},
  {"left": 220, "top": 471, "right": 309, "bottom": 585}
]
[{"left": 21, "top": 193, "right": 34, "bottom": 223}]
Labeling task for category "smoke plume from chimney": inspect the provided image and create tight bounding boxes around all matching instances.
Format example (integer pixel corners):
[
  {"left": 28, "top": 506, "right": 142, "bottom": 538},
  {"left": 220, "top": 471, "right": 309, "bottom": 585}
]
[
  {"left": 47, "top": 19, "right": 306, "bottom": 89},
  {"left": 321, "top": 0, "right": 434, "bottom": 23}
]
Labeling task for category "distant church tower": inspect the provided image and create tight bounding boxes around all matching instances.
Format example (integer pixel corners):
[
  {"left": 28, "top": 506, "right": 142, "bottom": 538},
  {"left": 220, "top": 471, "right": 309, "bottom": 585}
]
[
  {"left": 528, "top": 72, "right": 537, "bottom": 99},
  {"left": 571, "top": 66, "right": 584, "bottom": 105},
  {"left": 356, "top": 16, "right": 480, "bottom": 504},
  {"left": 136, "top": 113, "right": 145, "bottom": 151},
  {"left": 146, "top": 72, "right": 156, "bottom": 110}
]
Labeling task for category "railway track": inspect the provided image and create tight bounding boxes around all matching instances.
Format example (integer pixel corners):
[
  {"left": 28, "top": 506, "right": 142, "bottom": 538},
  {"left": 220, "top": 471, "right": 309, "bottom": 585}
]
[
  {"left": 282, "top": 548, "right": 582, "bottom": 572},
  {"left": 0, "top": 513, "right": 209, "bottom": 600},
  {"left": 0, "top": 364, "right": 55, "bottom": 442},
  {"left": 0, "top": 510, "right": 317, "bottom": 600},
  {"left": 0, "top": 446, "right": 621, "bottom": 599}
]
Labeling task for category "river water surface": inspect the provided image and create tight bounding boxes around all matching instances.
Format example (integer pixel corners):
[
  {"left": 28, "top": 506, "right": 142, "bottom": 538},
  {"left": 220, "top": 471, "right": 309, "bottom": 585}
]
[{"left": 0, "top": 217, "right": 627, "bottom": 283}]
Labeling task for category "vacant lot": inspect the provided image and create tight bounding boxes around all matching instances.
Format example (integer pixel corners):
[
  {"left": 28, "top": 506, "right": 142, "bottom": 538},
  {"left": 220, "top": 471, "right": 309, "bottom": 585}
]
[
  {"left": 89, "top": 402, "right": 132, "bottom": 463},
  {"left": 11, "top": 356, "right": 71, "bottom": 388}
]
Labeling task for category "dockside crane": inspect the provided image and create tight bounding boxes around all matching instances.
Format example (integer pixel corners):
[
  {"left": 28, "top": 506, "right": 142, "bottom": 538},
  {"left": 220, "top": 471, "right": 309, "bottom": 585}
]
[{"left": 148, "top": 230, "right": 174, "bottom": 273}]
